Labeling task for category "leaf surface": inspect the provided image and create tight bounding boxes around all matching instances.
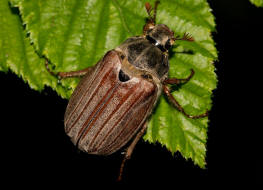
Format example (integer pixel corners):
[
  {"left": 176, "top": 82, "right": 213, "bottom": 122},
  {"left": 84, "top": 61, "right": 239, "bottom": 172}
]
[
  {"left": 250, "top": 0, "right": 263, "bottom": 7},
  {"left": 0, "top": 0, "right": 69, "bottom": 97},
  {"left": 1, "top": 0, "right": 217, "bottom": 167}
]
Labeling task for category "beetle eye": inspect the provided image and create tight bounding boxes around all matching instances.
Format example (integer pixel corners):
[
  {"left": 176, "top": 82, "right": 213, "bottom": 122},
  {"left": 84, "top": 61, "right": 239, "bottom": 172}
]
[
  {"left": 165, "top": 39, "right": 171, "bottom": 50},
  {"left": 119, "top": 69, "right": 130, "bottom": 82}
]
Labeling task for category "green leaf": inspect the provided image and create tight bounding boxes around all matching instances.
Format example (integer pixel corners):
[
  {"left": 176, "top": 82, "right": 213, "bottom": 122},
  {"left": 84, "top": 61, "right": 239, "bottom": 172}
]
[
  {"left": 250, "top": 0, "right": 263, "bottom": 7},
  {"left": 0, "top": 0, "right": 69, "bottom": 97},
  {"left": 1, "top": 0, "right": 217, "bottom": 168}
]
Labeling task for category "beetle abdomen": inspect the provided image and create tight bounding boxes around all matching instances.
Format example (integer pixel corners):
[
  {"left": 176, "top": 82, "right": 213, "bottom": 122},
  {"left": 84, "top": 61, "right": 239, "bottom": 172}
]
[{"left": 64, "top": 50, "right": 158, "bottom": 155}]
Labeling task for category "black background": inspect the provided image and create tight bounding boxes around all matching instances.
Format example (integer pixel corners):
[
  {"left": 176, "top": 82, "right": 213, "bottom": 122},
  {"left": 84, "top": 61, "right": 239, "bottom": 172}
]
[{"left": 1, "top": 0, "right": 261, "bottom": 187}]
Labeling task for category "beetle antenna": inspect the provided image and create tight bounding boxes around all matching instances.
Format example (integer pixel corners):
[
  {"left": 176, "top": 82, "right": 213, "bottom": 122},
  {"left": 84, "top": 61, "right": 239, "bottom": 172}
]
[
  {"left": 175, "top": 33, "right": 195, "bottom": 41},
  {"left": 145, "top": 1, "right": 160, "bottom": 24},
  {"left": 153, "top": 0, "right": 160, "bottom": 24},
  {"left": 143, "top": 1, "right": 160, "bottom": 35},
  {"left": 145, "top": 2, "right": 153, "bottom": 17}
]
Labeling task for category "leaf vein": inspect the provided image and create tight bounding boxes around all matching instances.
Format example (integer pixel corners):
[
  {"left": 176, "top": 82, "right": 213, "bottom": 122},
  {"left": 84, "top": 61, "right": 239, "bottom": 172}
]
[
  {"left": 112, "top": 0, "right": 132, "bottom": 35},
  {"left": 59, "top": 0, "right": 80, "bottom": 69}
]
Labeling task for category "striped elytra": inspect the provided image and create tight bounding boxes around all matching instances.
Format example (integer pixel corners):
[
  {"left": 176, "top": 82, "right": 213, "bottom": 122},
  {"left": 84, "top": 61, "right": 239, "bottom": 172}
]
[{"left": 64, "top": 50, "right": 159, "bottom": 155}]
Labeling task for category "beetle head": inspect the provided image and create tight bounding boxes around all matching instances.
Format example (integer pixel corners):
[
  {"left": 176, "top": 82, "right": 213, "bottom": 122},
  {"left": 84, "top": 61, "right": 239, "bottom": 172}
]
[{"left": 145, "top": 24, "right": 175, "bottom": 52}]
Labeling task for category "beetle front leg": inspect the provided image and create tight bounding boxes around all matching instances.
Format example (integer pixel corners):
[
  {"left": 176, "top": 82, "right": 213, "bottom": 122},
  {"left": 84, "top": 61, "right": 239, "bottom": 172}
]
[
  {"left": 117, "top": 122, "right": 148, "bottom": 181},
  {"left": 163, "top": 85, "right": 208, "bottom": 119},
  {"left": 45, "top": 59, "right": 93, "bottom": 79}
]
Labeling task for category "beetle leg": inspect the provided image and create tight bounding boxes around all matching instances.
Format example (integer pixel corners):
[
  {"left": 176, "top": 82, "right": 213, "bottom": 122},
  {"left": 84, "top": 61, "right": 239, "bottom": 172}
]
[
  {"left": 45, "top": 59, "right": 93, "bottom": 79},
  {"left": 56, "top": 68, "right": 93, "bottom": 79},
  {"left": 163, "top": 85, "right": 208, "bottom": 119},
  {"left": 117, "top": 122, "right": 148, "bottom": 181},
  {"left": 163, "top": 69, "right": 195, "bottom": 85}
]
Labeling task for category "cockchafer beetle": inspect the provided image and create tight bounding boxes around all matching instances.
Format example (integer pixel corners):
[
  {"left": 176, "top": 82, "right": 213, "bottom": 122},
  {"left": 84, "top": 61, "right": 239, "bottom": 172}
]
[{"left": 46, "top": 1, "right": 208, "bottom": 180}]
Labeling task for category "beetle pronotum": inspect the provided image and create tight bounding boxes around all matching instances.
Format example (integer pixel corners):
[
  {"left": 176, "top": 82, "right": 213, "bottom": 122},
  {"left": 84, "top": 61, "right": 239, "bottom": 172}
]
[{"left": 46, "top": 1, "right": 208, "bottom": 180}]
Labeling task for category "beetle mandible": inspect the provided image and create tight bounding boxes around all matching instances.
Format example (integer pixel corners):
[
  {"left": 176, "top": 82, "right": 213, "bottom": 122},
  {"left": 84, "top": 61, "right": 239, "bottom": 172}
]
[{"left": 46, "top": 1, "right": 208, "bottom": 180}]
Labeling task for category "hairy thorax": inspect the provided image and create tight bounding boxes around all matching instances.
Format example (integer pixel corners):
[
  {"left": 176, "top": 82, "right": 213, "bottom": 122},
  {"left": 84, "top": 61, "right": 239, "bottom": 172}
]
[{"left": 116, "top": 36, "right": 169, "bottom": 83}]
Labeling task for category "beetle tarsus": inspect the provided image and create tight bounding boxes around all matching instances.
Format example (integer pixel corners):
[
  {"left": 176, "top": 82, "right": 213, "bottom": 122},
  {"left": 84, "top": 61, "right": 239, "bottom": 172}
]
[
  {"left": 117, "top": 156, "right": 128, "bottom": 181},
  {"left": 45, "top": 59, "right": 58, "bottom": 77}
]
